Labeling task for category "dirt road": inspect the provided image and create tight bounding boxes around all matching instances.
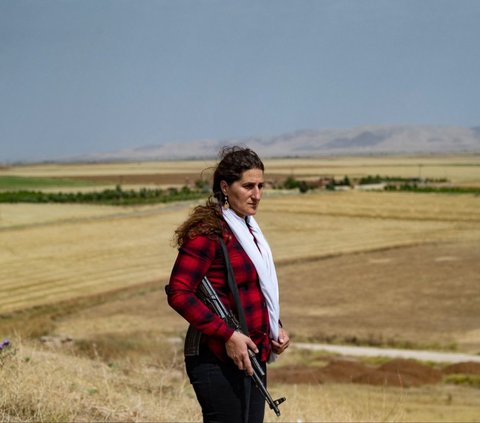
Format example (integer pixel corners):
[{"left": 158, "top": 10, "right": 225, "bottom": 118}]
[{"left": 293, "top": 342, "right": 480, "bottom": 363}]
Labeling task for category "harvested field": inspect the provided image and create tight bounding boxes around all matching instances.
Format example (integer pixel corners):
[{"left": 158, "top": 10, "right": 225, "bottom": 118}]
[
  {"left": 0, "top": 203, "right": 135, "bottom": 228},
  {"left": 1, "top": 191, "right": 479, "bottom": 316},
  {"left": 1, "top": 156, "right": 480, "bottom": 421},
  {"left": 47, "top": 239, "right": 479, "bottom": 360},
  {"left": 265, "top": 156, "right": 480, "bottom": 187},
  {"left": 2, "top": 155, "right": 479, "bottom": 186},
  {"left": 0, "top": 161, "right": 210, "bottom": 177}
]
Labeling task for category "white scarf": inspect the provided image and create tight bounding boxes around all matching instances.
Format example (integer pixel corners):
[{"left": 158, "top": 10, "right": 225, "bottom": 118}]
[{"left": 222, "top": 208, "right": 280, "bottom": 347}]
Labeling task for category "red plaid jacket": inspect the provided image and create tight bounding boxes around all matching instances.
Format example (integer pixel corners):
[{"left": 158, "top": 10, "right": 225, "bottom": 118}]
[{"left": 167, "top": 223, "right": 271, "bottom": 362}]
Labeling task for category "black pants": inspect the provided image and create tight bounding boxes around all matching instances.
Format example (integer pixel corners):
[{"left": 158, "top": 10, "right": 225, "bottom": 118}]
[{"left": 185, "top": 346, "right": 266, "bottom": 423}]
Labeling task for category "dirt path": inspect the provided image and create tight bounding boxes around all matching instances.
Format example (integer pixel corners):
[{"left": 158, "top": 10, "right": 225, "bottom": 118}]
[{"left": 292, "top": 342, "right": 480, "bottom": 363}]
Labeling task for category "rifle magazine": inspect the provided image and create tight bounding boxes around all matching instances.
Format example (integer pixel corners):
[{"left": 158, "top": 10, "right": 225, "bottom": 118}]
[{"left": 184, "top": 324, "right": 202, "bottom": 356}]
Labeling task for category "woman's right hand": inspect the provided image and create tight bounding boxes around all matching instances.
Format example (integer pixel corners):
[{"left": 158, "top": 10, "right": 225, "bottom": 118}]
[{"left": 225, "top": 331, "right": 259, "bottom": 376}]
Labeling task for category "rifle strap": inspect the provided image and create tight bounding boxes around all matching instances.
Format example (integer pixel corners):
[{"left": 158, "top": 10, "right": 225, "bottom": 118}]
[
  {"left": 218, "top": 237, "right": 249, "bottom": 335},
  {"left": 219, "top": 237, "right": 253, "bottom": 423},
  {"left": 183, "top": 236, "right": 249, "bottom": 356}
]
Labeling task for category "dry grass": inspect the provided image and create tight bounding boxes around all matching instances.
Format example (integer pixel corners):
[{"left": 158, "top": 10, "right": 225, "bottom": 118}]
[
  {"left": 0, "top": 339, "right": 199, "bottom": 422},
  {"left": 2, "top": 339, "right": 480, "bottom": 422},
  {"left": 275, "top": 382, "right": 480, "bottom": 422}
]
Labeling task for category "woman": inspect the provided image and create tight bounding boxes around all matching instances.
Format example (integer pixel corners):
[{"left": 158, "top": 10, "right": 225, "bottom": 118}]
[{"left": 167, "top": 146, "right": 289, "bottom": 423}]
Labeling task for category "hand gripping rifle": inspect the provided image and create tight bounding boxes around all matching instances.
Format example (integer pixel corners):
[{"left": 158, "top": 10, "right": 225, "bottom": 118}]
[{"left": 198, "top": 276, "right": 286, "bottom": 417}]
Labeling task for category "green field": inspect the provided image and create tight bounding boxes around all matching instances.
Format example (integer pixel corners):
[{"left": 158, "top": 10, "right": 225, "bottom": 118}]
[{"left": 0, "top": 175, "right": 95, "bottom": 190}]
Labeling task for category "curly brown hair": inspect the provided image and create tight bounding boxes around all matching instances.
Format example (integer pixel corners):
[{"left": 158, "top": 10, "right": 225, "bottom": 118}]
[{"left": 173, "top": 146, "right": 264, "bottom": 246}]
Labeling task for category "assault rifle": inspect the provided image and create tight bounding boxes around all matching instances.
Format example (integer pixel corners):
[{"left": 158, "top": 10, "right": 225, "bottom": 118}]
[{"left": 197, "top": 276, "right": 286, "bottom": 417}]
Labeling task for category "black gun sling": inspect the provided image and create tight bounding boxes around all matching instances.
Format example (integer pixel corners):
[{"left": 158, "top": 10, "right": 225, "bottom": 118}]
[{"left": 184, "top": 237, "right": 249, "bottom": 356}]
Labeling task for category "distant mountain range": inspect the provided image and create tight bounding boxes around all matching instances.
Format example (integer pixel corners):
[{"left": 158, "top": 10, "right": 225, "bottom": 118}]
[{"left": 77, "top": 125, "right": 480, "bottom": 161}]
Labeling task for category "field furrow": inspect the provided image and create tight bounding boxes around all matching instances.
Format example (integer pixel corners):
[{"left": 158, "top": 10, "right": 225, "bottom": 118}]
[{"left": 1, "top": 272, "right": 157, "bottom": 311}]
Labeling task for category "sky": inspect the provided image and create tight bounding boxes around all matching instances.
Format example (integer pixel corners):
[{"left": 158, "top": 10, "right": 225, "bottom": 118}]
[{"left": 1, "top": 0, "right": 479, "bottom": 162}]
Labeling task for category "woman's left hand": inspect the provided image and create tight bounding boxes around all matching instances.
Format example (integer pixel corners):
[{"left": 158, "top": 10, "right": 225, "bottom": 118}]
[{"left": 271, "top": 327, "right": 290, "bottom": 355}]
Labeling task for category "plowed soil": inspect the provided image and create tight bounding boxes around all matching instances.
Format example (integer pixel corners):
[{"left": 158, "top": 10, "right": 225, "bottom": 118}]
[
  {"left": 269, "top": 357, "right": 477, "bottom": 387},
  {"left": 277, "top": 241, "right": 480, "bottom": 353},
  {"left": 58, "top": 172, "right": 287, "bottom": 186}
]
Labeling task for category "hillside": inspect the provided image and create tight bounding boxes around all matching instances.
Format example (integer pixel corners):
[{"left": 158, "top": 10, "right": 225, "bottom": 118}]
[{"left": 77, "top": 124, "right": 480, "bottom": 161}]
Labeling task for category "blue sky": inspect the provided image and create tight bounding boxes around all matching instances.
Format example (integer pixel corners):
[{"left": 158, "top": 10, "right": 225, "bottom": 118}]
[{"left": 1, "top": 0, "right": 479, "bottom": 162}]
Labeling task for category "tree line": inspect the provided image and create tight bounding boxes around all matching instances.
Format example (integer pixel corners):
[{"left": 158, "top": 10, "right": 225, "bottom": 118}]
[
  {"left": 1, "top": 176, "right": 478, "bottom": 205},
  {"left": 276, "top": 175, "right": 479, "bottom": 195},
  {"left": 0, "top": 185, "right": 206, "bottom": 205}
]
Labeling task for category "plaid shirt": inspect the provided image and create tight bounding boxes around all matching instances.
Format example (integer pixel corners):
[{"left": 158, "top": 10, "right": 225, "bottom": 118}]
[{"left": 167, "top": 223, "right": 271, "bottom": 362}]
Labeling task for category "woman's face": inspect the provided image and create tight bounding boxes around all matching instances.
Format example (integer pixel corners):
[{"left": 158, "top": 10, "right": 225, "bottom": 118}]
[{"left": 222, "top": 168, "right": 264, "bottom": 218}]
